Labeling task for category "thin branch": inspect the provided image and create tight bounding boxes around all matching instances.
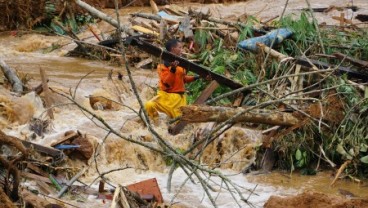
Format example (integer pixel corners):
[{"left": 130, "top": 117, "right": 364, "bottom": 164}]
[
  {"left": 73, "top": 70, "right": 95, "bottom": 99},
  {"left": 305, "top": 0, "right": 326, "bottom": 54}
]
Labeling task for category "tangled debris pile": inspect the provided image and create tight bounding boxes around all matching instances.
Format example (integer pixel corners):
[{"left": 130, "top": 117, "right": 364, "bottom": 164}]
[
  {"left": 71, "top": 0, "right": 368, "bottom": 174},
  {"left": 1, "top": 0, "right": 368, "bottom": 207},
  {"left": 72, "top": 0, "right": 368, "bottom": 189},
  {"left": 0, "top": 0, "right": 254, "bottom": 32}
]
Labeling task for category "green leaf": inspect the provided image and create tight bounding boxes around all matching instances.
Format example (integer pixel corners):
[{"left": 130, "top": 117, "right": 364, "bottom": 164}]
[
  {"left": 348, "top": 148, "right": 355, "bottom": 156},
  {"left": 360, "top": 155, "right": 368, "bottom": 164},
  {"left": 295, "top": 149, "right": 302, "bottom": 160},
  {"left": 296, "top": 159, "right": 304, "bottom": 168},
  {"left": 360, "top": 144, "right": 368, "bottom": 152},
  {"left": 213, "top": 66, "right": 225, "bottom": 74},
  {"left": 336, "top": 144, "right": 348, "bottom": 157}
]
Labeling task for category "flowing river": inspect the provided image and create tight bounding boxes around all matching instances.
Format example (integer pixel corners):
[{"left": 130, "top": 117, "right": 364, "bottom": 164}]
[{"left": 1, "top": 1, "right": 367, "bottom": 207}]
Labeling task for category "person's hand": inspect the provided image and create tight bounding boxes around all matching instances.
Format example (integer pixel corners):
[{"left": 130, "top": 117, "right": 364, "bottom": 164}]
[
  {"left": 170, "top": 60, "right": 179, "bottom": 73},
  {"left": 194, "top": 74, "right": 212, "bottom": 81},
  {"left": 205, "top": 74, "right": 212, "bottom": 81}
]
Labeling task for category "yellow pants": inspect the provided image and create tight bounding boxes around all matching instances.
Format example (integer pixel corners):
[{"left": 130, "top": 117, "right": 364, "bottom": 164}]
[{"left": 145, "top": 90, "right": 187, "bottom": 120}]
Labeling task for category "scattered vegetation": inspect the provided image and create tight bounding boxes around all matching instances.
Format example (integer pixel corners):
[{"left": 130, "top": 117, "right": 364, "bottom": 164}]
[{"left": 187, "top": 12, "right": 368, "bottom": 177}]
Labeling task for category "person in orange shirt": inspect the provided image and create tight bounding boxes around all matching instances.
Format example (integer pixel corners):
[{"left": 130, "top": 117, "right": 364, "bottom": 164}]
[{"left": 145, "top": 39, "right": 200, "bottom": 123}]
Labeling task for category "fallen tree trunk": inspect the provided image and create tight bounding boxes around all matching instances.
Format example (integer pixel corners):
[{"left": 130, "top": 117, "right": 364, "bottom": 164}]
[
  {"left": 0, "top": 58, "right": 23, "bottom": 93},
  {"left": 180, "top": 105, "right": 299, "bottom": 126},
  {"left": 127, "top": 37, "right": 244, "bottom": 90},
  {"left": 333, "top": 52, "right": 368, "bottom": 70},
  {"left": 74, "top": 0, "right": 135, "bottom": 35}
]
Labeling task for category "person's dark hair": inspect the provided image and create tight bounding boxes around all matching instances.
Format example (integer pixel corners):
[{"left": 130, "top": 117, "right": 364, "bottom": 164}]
[{"left": 165, "top": 39, "right": 179, "bottom": 52}]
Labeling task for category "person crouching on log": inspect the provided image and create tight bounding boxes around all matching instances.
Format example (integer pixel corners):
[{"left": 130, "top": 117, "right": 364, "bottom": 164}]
[{"left": 145, "top": 39, "right": 200, "bottom": 124}]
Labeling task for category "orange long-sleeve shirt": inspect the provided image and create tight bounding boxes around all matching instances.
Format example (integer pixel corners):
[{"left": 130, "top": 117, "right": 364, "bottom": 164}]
[{"left": 157, "top": 63, "right": 195, "bottom": 93}]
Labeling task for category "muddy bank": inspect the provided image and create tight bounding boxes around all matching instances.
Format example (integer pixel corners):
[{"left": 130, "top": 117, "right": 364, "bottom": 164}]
[
  {"left": 0, "top": 0, "right": 249, "bottom": 31},
  {"left": 265, "top": 192, "right": 368, "bottom": 208}
]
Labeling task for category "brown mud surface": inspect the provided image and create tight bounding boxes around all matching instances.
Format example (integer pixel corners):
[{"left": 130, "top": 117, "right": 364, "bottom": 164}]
[
  {"left": 1, "top": 0, "right": 368, "bottom": 207},
  {"left": 0, "top": 188, "right": 16, "bottom": 208},
  {"left": 264, "top": 191, "right": 368, "bottom": 208}
]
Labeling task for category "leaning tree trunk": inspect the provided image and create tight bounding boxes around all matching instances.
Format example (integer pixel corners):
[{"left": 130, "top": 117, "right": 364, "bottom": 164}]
[
  {"left": 74, "top": 0, "right": 135, "bottom": 36},
  {"left": 0, "top": 58, "right": 23, "bottom": 93},
  {"left": 180, "top": 105, "right": 300, "bottom": 126}
]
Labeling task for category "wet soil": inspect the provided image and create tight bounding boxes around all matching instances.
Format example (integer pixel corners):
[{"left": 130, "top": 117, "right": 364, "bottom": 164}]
[
  {"left": 265, "top": 191, "right": 368, "bottom": 208},
  {"left": 0, "top": 0, "right": 249, "bottom": 31},
  {"left": 0, "top": 188, "right": 15, "bottom": 208},
  {"left": 1, "top": 0, "right": 368, "bottom": 207}
]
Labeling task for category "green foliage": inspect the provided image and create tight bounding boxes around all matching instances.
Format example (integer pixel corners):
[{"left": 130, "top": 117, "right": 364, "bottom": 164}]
[
  {"left": 270, "top": 13, "right": 368, "bottom": 176},
  {"left": 277, "top": 12, "right": 318, "bottom": 56},
  {"left": 295, "top": 148, "right": 308, "bottom": 168},
  {"left": 361, "top": 155, "right": 368, "bottom": 164},
  {"left": 188, "top": 12, "right": 368, "bottom": 177},
  {"left": 238, "top": 18, "right": 256, "bottom": 42},
  {"left": 277, "top": 12, "right": 368, "bottom": 61},
  {"left": 188, "top": 32, "right": 257, "bottom": 104},
  {"left": 194, "top": 29, "right": 210, "bottom": 50},
  {"left": 75, "top": 14, "right": 94, "bottom": 25}
]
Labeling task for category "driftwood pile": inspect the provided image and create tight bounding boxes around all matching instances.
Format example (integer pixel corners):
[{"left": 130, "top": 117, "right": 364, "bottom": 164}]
[{"left": 0, "top": 129, "right": 156, "bottom": 207}]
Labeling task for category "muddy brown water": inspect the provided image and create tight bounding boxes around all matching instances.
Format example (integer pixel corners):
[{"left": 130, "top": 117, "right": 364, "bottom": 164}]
[{"left": 1, "top": 1, "right": 368, "bottom": 207}]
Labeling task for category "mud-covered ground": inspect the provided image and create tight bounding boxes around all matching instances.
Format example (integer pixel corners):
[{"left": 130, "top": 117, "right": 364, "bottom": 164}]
[
  {"left": 1, "top": 0, "right": 368, "bottom": 207},
  {"left": 0, "top": 0, "right": 250, "bottom": 31},
  {"left": 1, "top": 0, "right": 368, "bottom": 31},
  {"left": 265, "top": 192, "right": 368, "bottom": 208}
]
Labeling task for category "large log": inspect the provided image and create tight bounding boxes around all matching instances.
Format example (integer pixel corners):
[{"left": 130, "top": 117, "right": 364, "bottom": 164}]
[
  {"left": 180, "top": 105, "right": 299, "bottom": 126},
  {"left": 169, "top": 80, "right": 219, "bottom": 135},
  {"left": 75, "top": 0, "right": 244, "bottom": 89},
  {"left": 0, "top": 58, "right": 23, "bottom": 93},
  {"left": 127, "top": 37, "right": 244, "bottom": 90}
]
